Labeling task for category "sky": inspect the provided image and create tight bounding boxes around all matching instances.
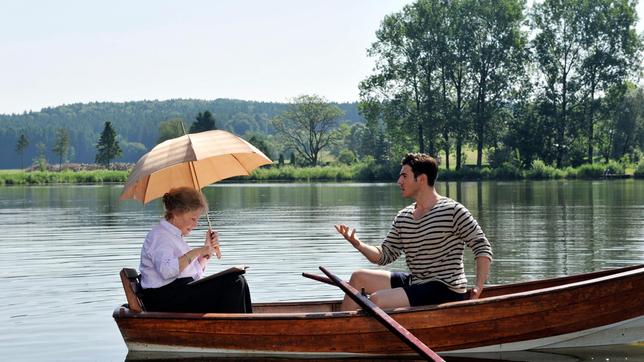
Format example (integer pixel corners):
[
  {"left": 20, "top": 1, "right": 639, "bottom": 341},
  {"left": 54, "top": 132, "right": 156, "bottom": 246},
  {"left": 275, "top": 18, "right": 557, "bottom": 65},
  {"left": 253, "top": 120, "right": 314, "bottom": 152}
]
[{"left": 1, "top": 0, "right": 643, "bottom": 115}]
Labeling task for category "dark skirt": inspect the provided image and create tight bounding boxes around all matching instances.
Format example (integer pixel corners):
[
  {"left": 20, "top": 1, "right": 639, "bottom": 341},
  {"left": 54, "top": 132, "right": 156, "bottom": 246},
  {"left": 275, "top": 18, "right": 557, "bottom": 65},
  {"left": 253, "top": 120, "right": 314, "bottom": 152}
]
[{"left": 141, "top": 273, "right": 252, "bottom": 313}]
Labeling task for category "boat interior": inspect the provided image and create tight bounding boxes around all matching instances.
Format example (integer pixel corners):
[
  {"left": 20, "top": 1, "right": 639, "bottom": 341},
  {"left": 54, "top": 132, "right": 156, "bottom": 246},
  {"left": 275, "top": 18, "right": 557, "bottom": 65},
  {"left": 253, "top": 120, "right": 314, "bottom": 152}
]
[{"left": 118, "top": 264, "right": 643, "bottom": 316}]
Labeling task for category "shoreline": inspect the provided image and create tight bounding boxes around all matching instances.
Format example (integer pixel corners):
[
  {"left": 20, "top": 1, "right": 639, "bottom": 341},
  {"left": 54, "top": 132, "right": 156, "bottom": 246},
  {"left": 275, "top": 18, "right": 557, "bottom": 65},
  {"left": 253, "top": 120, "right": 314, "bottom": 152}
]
[{"left": 0, "top": 167, "right": 638, "bottom": 186}]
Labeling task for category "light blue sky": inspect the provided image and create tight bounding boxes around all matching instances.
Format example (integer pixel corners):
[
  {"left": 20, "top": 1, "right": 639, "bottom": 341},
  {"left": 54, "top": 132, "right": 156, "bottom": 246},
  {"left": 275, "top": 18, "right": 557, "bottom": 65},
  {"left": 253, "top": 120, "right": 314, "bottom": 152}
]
[{"left": 1, "top": 0, "right": 642, "bottom": 115}]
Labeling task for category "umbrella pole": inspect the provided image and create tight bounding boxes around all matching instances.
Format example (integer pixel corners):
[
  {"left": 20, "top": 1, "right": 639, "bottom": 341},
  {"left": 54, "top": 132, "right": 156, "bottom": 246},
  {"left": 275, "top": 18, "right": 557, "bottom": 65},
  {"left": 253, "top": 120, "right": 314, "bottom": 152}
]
[
  {"left": 205, "top": 212, "right": 213, "bottom": 230},
  {"left": 187, "top": 157, "right": 219, "bottom": 258},
  {"left": 184, "top": 153, "right": 208, "bottom": 227}
]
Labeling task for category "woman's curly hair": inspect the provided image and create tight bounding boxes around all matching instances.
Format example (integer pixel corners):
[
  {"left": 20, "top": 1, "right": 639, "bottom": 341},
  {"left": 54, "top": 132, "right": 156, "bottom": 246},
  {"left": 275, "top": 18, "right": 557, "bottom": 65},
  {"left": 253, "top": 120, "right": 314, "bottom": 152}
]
[{"left": 162, "top": 187, "right": 208, "bottom": 220}]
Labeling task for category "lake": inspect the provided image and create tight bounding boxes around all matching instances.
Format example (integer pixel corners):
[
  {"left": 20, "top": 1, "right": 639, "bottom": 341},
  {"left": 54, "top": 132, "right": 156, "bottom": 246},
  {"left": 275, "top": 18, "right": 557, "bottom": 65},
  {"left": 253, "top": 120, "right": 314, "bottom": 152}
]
[{"left": 0, "top": 180, "right": 642, "bottom": 361}]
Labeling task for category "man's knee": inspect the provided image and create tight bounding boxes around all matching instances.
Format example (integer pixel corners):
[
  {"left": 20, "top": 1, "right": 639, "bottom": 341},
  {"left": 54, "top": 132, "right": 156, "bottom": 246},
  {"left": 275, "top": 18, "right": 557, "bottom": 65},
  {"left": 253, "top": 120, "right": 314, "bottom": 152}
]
[{"left": 348, "top": 269, "right": 371, "bottom": 287}]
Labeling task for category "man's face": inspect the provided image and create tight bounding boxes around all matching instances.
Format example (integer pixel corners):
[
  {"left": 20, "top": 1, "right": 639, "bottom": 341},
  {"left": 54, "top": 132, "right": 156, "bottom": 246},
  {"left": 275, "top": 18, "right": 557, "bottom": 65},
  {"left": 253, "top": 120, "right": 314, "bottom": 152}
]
[{"left": 397, "top": 165, "right": 419, "bottom": 198}]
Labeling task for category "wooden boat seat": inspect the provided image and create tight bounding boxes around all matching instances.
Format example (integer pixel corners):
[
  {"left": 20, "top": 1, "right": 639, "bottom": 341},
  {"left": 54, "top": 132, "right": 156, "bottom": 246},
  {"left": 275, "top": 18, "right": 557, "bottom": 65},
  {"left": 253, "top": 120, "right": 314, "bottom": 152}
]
[{"left": 120, "top": 268, "right": 145, "bottom": 313}]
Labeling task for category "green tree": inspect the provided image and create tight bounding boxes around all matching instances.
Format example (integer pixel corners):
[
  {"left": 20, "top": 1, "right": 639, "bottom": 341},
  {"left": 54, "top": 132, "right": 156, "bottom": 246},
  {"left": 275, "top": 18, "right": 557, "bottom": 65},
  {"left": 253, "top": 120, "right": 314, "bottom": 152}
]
[
  {"left": 444, "top": 1, "right": 475, "bottom": 169},
  {"left": 503, "top": 73, "right": 551, "bottom": 168},
  {"left": 246, "top": 133, "right": 274, "bottom": 160},
  {"left": 95, "top": 121, "right": 122, "bottom": 168},
  {"left": 345, "top": 123, "right": 369, "bottom": 159},
  {"left": 190, "top": 111, "right": 216, "bottom": 133},
  {"left": 52, "top": 128, "right": 70, "bottom": 170},
  {"left": 119, "top": 140, "right": 147, "bottom": 162},
  {"left": 158, "top": 118, "right": 185, "bottom": 144},
  {"left": 15, "top": 133, "right": 29, "bottom": 169},
  {"left": 35, "top": 142, "right": 47, "bottom": 171},
  {"left": 360, "top": 0, "right": 448, "bottom": 155},
  {"left": 360, "top": 0, "right": 526, "bottom": 168},
  {"left": 531, "top": 0, "right": 587, "bottom": 167},
  {"left": 337, "top": 149, "right": 358, "bottom": 165},
  {"left": 329, "top": 123, "right": 353, "bottom": 158},
  {"left": 272, "top": 95, "right": 344, "bottom": 166},
  {"left": 578, "top": 0, "right": 642, "bottom": 163},
  {"left": 609, "top": 85, "right": 644, "bottom": 161},
  {"left": 466, "top": 0, "right": 527, "bottom": 167},
  {"left": 358, "top": 101, "right": 390, "bottom": 162}
]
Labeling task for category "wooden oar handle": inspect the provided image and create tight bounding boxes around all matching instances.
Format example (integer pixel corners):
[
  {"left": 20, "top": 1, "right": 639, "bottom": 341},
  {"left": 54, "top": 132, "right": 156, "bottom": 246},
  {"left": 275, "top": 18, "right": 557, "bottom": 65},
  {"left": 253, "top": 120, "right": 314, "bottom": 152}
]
[
  {"left": 302, "top": 272, "right": 335, "bottom": 286},
  {"left": 319, "top": 266, "right": 445, "bottom": 362}
]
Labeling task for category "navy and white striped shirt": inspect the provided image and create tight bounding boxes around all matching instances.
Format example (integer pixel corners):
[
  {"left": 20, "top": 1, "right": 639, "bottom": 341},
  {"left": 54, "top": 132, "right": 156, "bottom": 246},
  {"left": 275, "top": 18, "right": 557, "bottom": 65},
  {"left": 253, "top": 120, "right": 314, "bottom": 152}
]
[{"left": 377, "top": 197, "right": 492, "bottom": 293}]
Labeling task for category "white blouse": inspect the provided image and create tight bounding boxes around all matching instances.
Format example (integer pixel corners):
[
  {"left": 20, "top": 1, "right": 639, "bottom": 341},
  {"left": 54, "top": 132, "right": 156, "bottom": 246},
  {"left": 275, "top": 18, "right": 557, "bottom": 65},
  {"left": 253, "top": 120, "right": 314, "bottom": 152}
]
[{"left": 139, "top": 219, "right": 204, "bottom": 289}]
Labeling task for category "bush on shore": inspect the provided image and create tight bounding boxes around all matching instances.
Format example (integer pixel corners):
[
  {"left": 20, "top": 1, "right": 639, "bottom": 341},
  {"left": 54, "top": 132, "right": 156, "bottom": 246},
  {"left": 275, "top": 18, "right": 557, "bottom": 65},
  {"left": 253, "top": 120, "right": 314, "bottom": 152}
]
[
  {"left": 0, "top": 159, "right": 639, "bottom": 186},
  {"left": 525, "top": 160, "right": 566, "bottom": 179},
  {"left": 0, "top": 170, "right": 128, "bottom": 185},
  {"left": 635, "top": 160, "right": 644, "bottom": 178},
  {"left": 574, "top": 161, "right": 625, "bottom": 179},
  {"left": 26, "top": 162, "right": 133, "bottom": 172}
]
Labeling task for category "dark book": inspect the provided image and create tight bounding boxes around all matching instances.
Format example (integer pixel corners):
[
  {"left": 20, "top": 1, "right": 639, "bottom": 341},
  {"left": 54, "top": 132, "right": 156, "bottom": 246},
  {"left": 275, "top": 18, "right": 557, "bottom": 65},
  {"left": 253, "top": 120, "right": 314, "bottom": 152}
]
[{"left": 188, "top": 265, "right": 248, "bottom": 286}]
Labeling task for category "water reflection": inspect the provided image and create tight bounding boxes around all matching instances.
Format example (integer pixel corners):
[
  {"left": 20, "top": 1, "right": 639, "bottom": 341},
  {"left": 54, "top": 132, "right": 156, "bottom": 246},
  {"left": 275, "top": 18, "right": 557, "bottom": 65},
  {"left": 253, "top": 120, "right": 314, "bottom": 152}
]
[
  {"left": 124, "top": 344, "right": 644, "bottom": 362},
  {"left": 0, "top": 180, "right": 642, "bottom": 361}
]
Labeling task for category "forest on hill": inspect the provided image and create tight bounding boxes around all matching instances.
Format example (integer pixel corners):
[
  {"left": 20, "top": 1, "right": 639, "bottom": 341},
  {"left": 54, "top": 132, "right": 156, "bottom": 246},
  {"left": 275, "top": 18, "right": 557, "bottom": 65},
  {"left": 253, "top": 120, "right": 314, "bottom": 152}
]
[
  {"left": 3, "top": 0, "right": 643, "bottom": 173},
  {"left": 0, "top": 98, "right": 363, "bottom": 169}
]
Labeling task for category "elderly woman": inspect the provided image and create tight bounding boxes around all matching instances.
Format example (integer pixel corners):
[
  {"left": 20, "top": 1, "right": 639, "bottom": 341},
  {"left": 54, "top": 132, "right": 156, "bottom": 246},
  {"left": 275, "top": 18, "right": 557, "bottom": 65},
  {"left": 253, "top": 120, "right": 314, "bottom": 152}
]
[{"left": 139, "top": 187, "right": 252, "bottom": 313}]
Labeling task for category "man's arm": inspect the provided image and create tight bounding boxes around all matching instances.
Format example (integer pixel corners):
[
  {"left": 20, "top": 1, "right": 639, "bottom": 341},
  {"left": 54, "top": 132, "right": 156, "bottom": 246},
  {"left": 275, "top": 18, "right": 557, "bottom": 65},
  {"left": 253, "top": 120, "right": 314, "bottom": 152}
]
[
  {"left": 470, "top": 256, "right": 491, "bottom": 299},
  {"left": 334, "top": 224, "right": 382, "bottom": 263}
]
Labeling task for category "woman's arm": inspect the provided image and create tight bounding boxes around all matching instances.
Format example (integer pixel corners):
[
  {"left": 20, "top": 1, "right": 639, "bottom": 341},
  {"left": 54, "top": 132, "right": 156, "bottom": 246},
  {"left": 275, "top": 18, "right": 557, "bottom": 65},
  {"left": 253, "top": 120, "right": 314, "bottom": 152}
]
[{"left": 178, "top": 246, "right": 208, "bottom": 272}]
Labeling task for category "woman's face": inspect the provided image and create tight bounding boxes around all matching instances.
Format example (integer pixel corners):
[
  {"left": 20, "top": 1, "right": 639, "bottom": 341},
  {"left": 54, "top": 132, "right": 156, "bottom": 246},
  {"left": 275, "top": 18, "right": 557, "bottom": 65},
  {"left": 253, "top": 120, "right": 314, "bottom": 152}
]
[{"left": 170, "top": 209, "right": 203, "bottom": 236}]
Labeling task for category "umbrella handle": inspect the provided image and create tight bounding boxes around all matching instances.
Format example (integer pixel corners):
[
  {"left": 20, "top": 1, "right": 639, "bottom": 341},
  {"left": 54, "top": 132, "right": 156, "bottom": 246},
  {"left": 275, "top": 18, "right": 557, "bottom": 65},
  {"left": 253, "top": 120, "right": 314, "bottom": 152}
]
[{"left": 206, "top": 213, "right": 221, "bottom": 259}]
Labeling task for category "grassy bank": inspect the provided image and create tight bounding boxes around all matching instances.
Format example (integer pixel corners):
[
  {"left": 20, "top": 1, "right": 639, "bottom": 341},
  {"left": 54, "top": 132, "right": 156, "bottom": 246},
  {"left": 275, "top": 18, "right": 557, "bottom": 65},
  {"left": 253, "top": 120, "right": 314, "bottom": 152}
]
[
  {"left": 0, "top": 169, "right": 128, "bottom": 185},
  {"left": 0, "top": 159, "right": 641, "bottom": 186},
  {"left": 250, "top": 160, "right": 640, "bottom": 182}
]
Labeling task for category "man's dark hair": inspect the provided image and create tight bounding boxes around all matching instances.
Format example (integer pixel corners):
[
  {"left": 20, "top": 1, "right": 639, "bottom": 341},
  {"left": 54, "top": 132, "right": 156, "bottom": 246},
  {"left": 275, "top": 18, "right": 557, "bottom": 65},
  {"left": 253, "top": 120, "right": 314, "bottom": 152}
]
[{"left": 401, "top": 153, "right": 438, "bottom": 186}]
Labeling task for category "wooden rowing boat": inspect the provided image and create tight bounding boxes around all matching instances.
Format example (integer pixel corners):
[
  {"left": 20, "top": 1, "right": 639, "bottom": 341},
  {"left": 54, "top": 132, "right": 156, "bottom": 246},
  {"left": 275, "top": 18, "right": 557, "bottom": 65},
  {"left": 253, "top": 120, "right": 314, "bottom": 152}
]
[{"left": 113, "top": 264, "right": 644, "bottom": 358}]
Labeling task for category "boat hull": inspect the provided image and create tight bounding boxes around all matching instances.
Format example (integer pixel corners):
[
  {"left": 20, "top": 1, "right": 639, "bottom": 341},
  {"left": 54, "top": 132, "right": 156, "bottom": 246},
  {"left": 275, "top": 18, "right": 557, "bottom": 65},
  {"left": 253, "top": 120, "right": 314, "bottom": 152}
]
[{"left": 114, "top": 265, "right": 644, "bottom": 358}]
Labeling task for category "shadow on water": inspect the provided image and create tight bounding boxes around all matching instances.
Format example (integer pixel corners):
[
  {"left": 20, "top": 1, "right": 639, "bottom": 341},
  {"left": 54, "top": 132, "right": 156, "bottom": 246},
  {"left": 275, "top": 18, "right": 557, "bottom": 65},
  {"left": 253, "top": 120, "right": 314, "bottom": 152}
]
[{"left": 125, "top": 344, "right": 644, "bottom": 362}]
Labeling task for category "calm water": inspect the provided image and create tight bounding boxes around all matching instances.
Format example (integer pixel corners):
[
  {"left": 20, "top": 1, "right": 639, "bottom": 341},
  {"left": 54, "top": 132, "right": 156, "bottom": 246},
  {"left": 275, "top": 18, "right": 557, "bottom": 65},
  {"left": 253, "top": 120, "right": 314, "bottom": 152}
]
[{"left": 0, "top": 180, "right": 642, "bottom": 361}]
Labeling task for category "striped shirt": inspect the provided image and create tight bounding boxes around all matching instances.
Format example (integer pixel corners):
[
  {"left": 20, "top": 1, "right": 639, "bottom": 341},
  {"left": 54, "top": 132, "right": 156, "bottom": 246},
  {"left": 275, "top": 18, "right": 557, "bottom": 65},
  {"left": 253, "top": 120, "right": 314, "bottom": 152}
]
[{"left": 377, "top": 197, "right": 492, "bottom": 293}]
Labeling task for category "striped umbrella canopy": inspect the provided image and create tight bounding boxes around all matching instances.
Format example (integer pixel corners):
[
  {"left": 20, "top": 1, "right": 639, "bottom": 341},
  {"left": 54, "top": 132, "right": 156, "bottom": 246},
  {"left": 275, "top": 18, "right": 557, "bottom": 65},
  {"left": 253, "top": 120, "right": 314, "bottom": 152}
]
[{"left": 120, "top": 130, "right": 272, "bottom": 204}]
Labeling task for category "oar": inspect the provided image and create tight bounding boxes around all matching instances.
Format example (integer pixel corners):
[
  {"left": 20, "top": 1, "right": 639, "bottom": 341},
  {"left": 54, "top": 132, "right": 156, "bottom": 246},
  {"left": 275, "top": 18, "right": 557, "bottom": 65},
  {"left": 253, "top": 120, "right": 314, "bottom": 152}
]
[
  {"left": 319, "top": 266, "right": 445, "bottom": 362},
  {"left": 302, "top": 272, "right": 334, "bottom": 286}
]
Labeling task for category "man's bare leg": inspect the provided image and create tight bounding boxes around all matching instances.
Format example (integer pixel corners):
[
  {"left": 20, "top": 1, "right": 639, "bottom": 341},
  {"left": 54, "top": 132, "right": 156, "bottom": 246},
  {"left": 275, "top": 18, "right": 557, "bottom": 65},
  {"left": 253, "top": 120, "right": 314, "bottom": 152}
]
[
  {"left": 341, "top": 269, "right": 392, "bottom": 310},
  {"left": 369, "top": 287, "right": 410, "bottom": 309}
]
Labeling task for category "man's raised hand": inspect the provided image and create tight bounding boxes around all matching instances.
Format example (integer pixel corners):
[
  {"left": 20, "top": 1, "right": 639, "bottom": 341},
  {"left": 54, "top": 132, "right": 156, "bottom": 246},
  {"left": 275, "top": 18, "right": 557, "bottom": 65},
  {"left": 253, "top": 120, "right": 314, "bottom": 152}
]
[{"left": 334, "top": 224, "right": 361, "bottom": 249}]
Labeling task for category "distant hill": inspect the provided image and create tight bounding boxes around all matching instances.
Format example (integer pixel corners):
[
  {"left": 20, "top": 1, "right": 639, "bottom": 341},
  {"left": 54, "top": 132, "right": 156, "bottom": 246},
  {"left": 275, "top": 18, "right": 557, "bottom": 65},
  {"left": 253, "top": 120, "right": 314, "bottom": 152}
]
[{"left": 0, "top": 98, "right": 364, "bottom": 169}]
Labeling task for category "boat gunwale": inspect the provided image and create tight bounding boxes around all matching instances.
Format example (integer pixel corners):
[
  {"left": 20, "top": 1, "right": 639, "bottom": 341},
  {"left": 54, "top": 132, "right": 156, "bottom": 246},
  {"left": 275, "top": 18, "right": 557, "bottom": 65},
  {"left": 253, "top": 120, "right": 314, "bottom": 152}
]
[{"left": 113, "top": 264, "right": 643, "bottom": 321}]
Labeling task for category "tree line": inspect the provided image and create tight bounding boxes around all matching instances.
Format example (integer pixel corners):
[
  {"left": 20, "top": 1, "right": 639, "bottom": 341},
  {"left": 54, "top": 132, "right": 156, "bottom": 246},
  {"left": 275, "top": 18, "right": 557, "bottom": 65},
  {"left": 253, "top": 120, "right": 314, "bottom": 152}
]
[
  {"left": 16, "top": 121, "right": 124, "bottom": 171},
  {"left": 357, "top": 0, "right": 643, "bottom": 169},
  {"left": 0, "top": 99, "right": 363, "bottom": 169},
  {"left": 4, "top": 0, "right": 644, "bottom": 171}
]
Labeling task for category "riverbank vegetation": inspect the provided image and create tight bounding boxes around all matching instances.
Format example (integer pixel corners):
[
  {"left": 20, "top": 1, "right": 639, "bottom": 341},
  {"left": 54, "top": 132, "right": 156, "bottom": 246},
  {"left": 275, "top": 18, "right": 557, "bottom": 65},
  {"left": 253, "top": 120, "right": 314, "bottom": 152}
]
[
  {"left": 0, "top": 169, "right": 127, "bottom": 185},
  {"left": 1, "top": 158, "right": 642, "bottom": 186}
]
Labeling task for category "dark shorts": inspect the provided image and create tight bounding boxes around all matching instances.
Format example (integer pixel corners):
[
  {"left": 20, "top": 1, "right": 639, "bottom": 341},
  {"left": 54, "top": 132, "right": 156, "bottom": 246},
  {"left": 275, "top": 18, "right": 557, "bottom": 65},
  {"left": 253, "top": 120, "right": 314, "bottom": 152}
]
[{"left": 390, "top": 272, "right": 466, "bottom": 307}]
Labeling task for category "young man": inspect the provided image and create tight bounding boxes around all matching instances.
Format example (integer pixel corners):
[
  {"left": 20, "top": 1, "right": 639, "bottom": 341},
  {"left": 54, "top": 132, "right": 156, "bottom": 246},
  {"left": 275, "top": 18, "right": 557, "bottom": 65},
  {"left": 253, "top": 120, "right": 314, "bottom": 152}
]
[{"left": 335, "top": 153, "right": 492, "bottom": 310}]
